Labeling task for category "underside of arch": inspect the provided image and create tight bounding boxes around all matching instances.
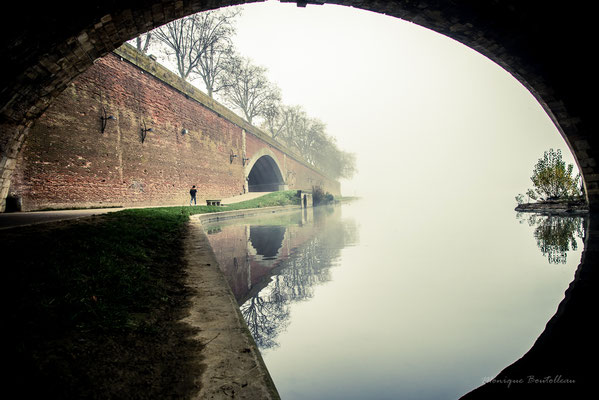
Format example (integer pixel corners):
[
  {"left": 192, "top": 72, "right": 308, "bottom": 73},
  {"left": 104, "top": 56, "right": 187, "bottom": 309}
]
[{"left": 247, "top": 155, "right": 286, "bottom": 192}]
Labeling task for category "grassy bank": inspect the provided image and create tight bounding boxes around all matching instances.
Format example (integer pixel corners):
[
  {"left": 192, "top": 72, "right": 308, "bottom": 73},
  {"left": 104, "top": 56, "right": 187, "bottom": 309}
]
[{"left": 4, "top": 191, "right": 300, "bottom": 399}]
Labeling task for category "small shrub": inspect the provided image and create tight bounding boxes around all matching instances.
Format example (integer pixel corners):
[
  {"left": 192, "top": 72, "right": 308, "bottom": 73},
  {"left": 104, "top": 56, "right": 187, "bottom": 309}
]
[{"left": 312, "top": 185, "right": 334, "bottom": 205}]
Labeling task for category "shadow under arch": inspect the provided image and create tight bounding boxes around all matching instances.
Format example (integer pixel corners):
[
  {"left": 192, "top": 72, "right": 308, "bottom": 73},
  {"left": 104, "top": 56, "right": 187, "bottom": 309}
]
[
  {"left": 0, "top": 0, "right": 596, "bottom": 397},
  {"left": 245, "top": 148, "right": 287, "bottom": 192}
]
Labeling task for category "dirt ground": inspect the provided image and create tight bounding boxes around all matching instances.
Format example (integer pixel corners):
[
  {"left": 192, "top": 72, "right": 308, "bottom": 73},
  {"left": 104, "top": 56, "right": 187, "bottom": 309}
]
[
  {"left": 16, "top": 310, "right": 205, "bottom": 399},
  {"left": 5, "top": 209, "right": 281, "bottom": 400},
  {"left": 5, "top": 218, "right": 205, "bottom": 399}
]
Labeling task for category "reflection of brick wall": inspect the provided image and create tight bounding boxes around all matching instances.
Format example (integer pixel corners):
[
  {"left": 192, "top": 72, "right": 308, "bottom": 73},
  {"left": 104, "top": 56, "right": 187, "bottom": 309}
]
[
  {"left": 206, "top": 225, "right": 251, "bottom": 301},
  {"left": 206, "top": 211, "right": 334, "bottom": 304},
  {"left": 11, "top": 45, "right": 338, "bottom": 211}
]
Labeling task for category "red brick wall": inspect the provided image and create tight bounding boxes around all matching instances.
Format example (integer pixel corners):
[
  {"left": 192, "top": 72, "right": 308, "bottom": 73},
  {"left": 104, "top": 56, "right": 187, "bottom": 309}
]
[
  {"left": 11, "top": 49, "right": 338, "bottom": 211},
  {"left": 244, "top": 132, "right": 340, "bottom": 196},
  {"left": 12, "top": 53, "right": 246, "bottom": 210}
]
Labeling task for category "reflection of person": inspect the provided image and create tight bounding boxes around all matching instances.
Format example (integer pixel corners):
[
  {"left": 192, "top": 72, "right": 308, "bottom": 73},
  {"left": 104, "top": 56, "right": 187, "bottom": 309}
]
[{"left": 189, "top": 185, "right": 197, "bottom": 206}]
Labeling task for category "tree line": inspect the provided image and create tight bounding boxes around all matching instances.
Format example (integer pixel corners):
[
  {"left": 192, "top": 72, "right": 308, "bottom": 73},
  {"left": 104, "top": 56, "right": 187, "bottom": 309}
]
[{"left": 129, "top": 8, "right": 356, "bottom": 180}]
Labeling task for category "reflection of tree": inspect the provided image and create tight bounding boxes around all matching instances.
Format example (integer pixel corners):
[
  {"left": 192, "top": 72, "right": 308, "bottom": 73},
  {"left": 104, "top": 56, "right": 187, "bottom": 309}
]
[
  {"left": 240, "top": 212, "right": 359, "bottom": 350},
  {"left": 241, "top": 276, "right": 290, "bottom": 349},
  {"left": 517, "top": 213, "right": 586, "bottom": 264}
]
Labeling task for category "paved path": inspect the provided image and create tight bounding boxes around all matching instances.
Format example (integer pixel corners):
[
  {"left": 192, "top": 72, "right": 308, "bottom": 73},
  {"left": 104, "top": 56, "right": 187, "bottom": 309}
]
[
  {"left": 221, "top": 192, "right": 269, "bottom": 205},
  {"left": 0, "top": 208, "right": 124, "bottom": 230},
  {"left": 0, "top": 193, "right": 273, "bottom": 230}
]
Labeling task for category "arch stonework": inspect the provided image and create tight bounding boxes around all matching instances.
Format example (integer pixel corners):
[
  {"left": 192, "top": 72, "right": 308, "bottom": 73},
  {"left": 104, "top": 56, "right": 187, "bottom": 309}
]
[
  {"left": 245, "top": 147, "right": 286, "bottom": 181},
  {"left": 244, "top": 148, "right": 288, "bottom": 193}
]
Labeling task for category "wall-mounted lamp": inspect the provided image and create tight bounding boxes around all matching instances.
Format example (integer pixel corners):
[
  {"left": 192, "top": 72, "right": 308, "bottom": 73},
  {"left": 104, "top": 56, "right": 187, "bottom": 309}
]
[
  {"left": 100, "top": 107, "right": 115, "bottom": 133},
  {"left": 242, "top": 156, "right": 250, "bottom": 166},
  {"left": 181, "top": 128, "right": 189, "bottom": 135},
  {"left": 230, "top": 150, "right": 238, "bottom": 164},
  {"left": 141, "top": 120, "right": 154, "bottom": 143}
]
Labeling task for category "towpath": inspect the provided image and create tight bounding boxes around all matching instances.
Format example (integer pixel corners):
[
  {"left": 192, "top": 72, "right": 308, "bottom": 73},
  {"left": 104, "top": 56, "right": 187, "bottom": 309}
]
[{"left": 0, "top": 192, "right": 271, "bottom": 230}]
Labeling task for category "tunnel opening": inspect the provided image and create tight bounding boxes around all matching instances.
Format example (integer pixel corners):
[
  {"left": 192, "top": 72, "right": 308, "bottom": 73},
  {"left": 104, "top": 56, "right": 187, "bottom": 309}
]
[{"left": 247, "top": 155, "right": 286, "bottom": 192}]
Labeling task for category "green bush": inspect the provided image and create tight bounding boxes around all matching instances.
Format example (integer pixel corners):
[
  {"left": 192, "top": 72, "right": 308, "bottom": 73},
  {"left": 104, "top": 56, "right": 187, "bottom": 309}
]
[
  {"left": 312, "top": 185, "right": 334, "bottom": 205},
  {"left": 517, "top": 148, "right": 583, "bottom": 202}
]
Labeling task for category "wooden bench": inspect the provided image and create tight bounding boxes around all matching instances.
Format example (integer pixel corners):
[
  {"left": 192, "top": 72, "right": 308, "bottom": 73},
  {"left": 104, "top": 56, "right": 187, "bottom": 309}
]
[{"left": 206, "top": 199, "right": 221, "bottom": 206}]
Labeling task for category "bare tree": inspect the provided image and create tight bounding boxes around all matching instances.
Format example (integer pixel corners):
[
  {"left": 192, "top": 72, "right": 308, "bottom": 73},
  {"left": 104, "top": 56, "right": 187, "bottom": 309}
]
[
  {"left": 193, "top": 9, "right": 240, "bottom": 97},
  {"left": 135, "top": 33, "right": 153, "bottom": 54},
  {"left": 265, "top": 104, "right": 357, "bottom": 179},
  {"left": 337, "top": 150, "right": 358, "bottom": 179},
  {"left": 219, "top": 56, "right": 281, "bottom": 124},
  {"left": 277, "top": 106, "right": 323, "bottom": 164},
  {"left": 300, "top": 118, "right": 326, "bottom": 166},
  {"left": 153, "top": 10, "right": 239, "bottom": 81},
  {"left": 130, "top": 10, "right": 357, "bottom": 179},
  {"left": 261, "top": 100, "right": 285, "bottom": 140},
  {"left": 314, "top": 137, "right": 357, "bottom": 179},
  {"left": 277, "top": 105, "right": 308, "bottom": 146},
  {"left": 153, "top": 16, "right": 200, "bottom": 79}
]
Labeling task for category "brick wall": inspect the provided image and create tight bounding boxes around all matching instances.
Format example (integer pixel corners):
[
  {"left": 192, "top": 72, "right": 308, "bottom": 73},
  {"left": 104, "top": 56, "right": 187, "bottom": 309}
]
[
  {"left": 10, "top": 46, "right": 338, "bottom": 211},
  {"left": 244, "top": 132, "right": 340, "bottom": 196}
]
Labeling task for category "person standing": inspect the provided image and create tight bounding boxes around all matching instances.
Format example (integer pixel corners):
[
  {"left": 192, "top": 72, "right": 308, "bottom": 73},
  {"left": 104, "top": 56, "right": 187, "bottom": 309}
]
[{"left": 189, "top": 185, "right": 197, "bottom": 206}]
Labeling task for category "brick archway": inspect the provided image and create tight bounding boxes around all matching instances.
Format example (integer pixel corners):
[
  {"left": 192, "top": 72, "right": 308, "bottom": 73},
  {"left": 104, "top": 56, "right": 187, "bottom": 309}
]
[{"left": 245, "top": 148, "right": 287, "bottom": 192}]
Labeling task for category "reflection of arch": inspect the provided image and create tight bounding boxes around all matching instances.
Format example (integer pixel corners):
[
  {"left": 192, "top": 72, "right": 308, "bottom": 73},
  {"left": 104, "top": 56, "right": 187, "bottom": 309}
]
[
  {"left": 246, "top": 148, "right": 287, "bottom": 192},
  {"left": 249, "top": 225, "right": 286, "bottom": 260}
]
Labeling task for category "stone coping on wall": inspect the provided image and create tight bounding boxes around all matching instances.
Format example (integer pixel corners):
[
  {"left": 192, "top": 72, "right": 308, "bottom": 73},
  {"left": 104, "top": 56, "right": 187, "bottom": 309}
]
[
  {"left": 113, "top": 43, "right": 334, "bottom": 181},
  {"left": 196, "top": 204, "right": 302, "bottom": 224}
]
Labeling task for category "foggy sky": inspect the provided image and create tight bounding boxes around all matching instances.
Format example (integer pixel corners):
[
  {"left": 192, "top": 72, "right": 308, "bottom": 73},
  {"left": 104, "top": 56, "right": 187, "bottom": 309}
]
[{"left": 229, "top": 0, "right": 577, "bottom": 201}]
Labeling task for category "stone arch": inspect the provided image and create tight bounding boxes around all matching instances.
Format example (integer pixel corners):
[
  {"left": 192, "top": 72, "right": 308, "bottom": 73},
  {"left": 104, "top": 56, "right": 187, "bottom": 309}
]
[{"left": 245, "top": 148, "right": 287, "bottom": 192}]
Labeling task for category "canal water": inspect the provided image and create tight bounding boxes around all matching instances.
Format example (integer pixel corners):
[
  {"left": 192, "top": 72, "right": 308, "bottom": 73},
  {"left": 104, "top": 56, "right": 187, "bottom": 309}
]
[{"left": 203, "top": 199, "right": 585, "bottom": 399}]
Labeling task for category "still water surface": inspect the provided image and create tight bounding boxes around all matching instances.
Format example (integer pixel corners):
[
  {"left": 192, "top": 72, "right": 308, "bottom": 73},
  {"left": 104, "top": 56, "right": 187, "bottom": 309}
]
[{"left": 204, "top": 199, "right": 585, "bottom": 399}]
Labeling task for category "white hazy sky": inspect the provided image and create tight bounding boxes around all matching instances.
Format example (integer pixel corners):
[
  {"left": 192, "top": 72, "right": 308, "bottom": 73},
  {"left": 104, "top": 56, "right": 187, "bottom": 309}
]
[
  {"left": 141, "top": 0, "right": 576, "bottom": 201},
  {"left": 224, "top": 0, "right": 577, "bottom": 201}
]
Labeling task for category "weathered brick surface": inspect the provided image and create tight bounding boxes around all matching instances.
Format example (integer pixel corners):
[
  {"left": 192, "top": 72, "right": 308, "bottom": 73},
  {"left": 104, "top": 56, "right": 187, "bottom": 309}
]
[{"left": 11, "top": 50, "right": 338, "bottom": 211}]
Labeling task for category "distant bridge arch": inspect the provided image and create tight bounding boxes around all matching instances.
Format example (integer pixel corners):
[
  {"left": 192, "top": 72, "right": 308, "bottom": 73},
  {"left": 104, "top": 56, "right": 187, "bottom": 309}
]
[{"left": 245, "top": 148, "right": 287, "bottom": 193}]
